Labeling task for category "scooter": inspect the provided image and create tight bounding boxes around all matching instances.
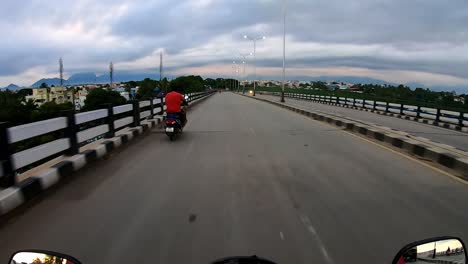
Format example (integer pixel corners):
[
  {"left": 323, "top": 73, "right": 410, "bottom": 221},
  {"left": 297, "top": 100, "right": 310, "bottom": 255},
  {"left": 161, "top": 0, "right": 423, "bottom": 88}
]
[
  {"left": 165, "top": 112, "right": 184, "bottom": 141},
  {"left": 165, "top": 104, "right": 187, "bottom": 141},
  {"left": 7, "top": 236, "right": 467, "bottom": 264}
]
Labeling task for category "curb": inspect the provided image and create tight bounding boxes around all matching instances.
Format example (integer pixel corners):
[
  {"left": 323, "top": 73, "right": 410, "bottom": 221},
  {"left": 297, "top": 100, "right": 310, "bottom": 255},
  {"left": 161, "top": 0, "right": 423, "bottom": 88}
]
[
  {"left": 0, "top": 92, "right": 216, "bottom": 217},
  {"left": 242, "top": 94, "right": 468, "bottom": 181},
  {"left": 261, "top": 93, "right": 468, "bottom": 133}
]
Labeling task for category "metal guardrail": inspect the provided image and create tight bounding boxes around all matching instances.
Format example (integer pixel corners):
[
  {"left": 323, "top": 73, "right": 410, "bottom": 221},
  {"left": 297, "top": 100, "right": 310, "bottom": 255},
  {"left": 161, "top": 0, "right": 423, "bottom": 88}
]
[
  {"left": 0, "top": 90, "right": 215, "bottom": 187},
  {"left": 264, "top": 92, "right": 468, "bottom": 128}
]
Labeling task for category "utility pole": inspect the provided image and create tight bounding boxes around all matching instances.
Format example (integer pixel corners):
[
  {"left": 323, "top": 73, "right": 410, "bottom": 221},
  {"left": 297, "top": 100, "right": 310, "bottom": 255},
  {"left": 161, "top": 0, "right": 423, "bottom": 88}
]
[
  {"left": 59, "top": 58, "right": 64, "bottom": 87},
  {"left": 281, "top": 0, "right": 287, "bottom": 103},
  {"left": 160, "top": 51, "right": 165, "bottom": 93},
  {"left": 109, "top": 62, "right": 114, "bottom": 88}
]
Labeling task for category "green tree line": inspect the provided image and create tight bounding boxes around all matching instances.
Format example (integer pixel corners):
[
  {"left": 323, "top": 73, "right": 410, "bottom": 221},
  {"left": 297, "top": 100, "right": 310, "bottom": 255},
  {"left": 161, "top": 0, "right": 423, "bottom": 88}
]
[{"left": 256, "top": 83, "right": 468, "bottom": 112}]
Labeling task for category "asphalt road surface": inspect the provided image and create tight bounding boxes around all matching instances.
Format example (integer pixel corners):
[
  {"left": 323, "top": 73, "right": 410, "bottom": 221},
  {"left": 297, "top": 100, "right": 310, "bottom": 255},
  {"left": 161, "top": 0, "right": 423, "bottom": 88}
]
[
  {"left": 0, "top": 92, "right": 467, "bottom": 264},
  {"left": 257, "top": 94, "right": 468, "bottom": 151}
]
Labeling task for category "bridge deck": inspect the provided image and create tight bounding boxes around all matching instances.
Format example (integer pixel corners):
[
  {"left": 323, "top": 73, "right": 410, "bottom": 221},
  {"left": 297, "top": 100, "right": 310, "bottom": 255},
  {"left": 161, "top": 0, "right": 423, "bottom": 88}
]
[
  {"left": 0, "top": 92, "right": 467, "bottom": 264},
  {"left": 256, "top": 94, "right": 468, "bottom": 151}
]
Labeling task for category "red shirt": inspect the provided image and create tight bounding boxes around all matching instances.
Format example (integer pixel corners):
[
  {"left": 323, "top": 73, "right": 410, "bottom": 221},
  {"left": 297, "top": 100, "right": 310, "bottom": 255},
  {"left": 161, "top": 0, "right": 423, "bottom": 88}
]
[{"left": 165, "top": 91, "right": 184, "bottom": 113}]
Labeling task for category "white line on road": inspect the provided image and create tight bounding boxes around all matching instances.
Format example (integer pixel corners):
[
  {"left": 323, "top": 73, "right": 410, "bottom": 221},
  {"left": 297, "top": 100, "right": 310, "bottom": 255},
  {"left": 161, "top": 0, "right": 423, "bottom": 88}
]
[
  {"left": 279, "top": 231, "right": 285, "bottom": 240},
  {"left": 300, "top": 214, "right": 334, "bottom": 264}
]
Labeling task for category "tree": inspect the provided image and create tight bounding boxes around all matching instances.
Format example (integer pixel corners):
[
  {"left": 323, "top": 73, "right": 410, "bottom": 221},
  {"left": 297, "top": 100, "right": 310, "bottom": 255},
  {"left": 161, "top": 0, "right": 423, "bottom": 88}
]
[
  {"left": 124, "top": 81, "right": 138, "bottom": 93},
  {"left": 16, "top": 88, "right": 33, "bottom": 99},
  {"left": 204, "top": 78, "right": 217, "bottom": 89},
  {"left": 170, "top": 75, "right": 204, "bottom": 93},
  {"left": 0, "top": 90, "right": 34, "bottom": 125},
  {"left": 31, "top": 101, "right": 73, "bottom": 121},
  {"left": 40, "top": 82, "right": 49, "bottom": 88},
  {"left": 312, "top": 81, "right": 328, "bottom": 90},
  {"left": 82, "top": 88, "right": 126, "bottom": 111},
  {"left": 137, "top": 78, "right": 158, "bottom": 99}
]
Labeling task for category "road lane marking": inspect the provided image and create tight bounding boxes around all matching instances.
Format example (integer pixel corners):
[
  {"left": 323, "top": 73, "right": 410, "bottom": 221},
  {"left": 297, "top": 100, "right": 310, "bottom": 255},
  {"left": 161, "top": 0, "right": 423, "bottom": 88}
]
[
  {"left": 279, "top": 231, "right": 285, "bottom": 240},
  {"left": 341, "top": 130, "right": 468, "bottom": 186},
  {"left": 299, "top": 214, "right": 334, "bottom": 264},
  {"left": 280, "top": 99, "right": 468, "bottom": 186}
]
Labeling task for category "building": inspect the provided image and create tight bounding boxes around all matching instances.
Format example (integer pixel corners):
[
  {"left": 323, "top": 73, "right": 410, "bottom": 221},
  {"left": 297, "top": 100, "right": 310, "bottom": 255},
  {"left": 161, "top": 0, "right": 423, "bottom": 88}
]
[
  {"left": 115, "top": 87, "right": 131, "bottom": 101},
  {"left": 49, "top": 87, "right": 70, "bottom": 104},
  {"left": 75, "top": 88, "right": 89, "bottom": 110},
  {"left": 25, "top": 86, "right": 76, "bottom": 107},
  {"left": 25, "top": 88, "right": 49, "bottom": 106}
]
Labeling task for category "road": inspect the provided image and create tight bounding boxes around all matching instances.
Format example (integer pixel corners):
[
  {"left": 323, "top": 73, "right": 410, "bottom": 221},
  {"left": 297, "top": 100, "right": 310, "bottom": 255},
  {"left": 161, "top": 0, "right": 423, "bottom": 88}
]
[
  {"left": 256, "top": 94, "right": 468, "bottom": 151},
  {"left": 0, "top": 92, "right": 467, "bottom": 264}
]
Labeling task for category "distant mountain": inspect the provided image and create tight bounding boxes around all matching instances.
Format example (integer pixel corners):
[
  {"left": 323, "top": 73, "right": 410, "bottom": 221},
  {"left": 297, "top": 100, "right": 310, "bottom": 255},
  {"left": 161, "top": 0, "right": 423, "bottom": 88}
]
[
  {"left": 30, "top": 72, "right": 163, "bottom": 87},
  {"left": 28, "top": 72, "right": 468, "bottom": 94},
  {"left": 1, "top": 83, "right": 21, "bottom": 91},
  {"left": 251, "top": 74, "right": 396, "bottom": 85},
  {"left": 312, "top": 76, "right": 396, "bottom": 86},
  {"left": 67, "top": 72, "right": 97, "bottom": 85},
  {"left": 31, "top": 78, "right": 63, "bottom": 88}
]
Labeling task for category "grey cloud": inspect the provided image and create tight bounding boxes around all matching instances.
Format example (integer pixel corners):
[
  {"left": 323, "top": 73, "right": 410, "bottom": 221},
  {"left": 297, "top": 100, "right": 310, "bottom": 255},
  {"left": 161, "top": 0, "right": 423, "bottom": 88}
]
[{"left": 1, "top": 0, "right": 468, "bottom": 86}]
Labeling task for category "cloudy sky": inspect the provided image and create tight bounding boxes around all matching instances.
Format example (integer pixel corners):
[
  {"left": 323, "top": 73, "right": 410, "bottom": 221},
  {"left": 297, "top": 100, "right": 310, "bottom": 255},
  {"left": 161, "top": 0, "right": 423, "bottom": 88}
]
[{"left": 1, "top": 0, "right": 468, "bottom": 90}]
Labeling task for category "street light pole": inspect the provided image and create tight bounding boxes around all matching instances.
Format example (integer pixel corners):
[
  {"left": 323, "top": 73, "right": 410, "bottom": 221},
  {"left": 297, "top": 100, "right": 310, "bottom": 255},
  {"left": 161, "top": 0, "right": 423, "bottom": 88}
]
[
  {"left": 236, "top": 66, "right": 240, "bottom": 92},
  {"left": 239, "top": 53, "right": 251, "bottom": 94},
  {"left": 244, "top": 35, "right": 266, "bottom": 96},
  {"left": 232, "top": 60, "right": 237, "bottom": 91},
  {"left": 281, "top": 0, "right": 286, "bottom": 103},
  {"left": 241, "top": 61, "right": 247, "bottom": 94},
  {"left": 253, "top": 40, "right": 256, "bottom": 96}
]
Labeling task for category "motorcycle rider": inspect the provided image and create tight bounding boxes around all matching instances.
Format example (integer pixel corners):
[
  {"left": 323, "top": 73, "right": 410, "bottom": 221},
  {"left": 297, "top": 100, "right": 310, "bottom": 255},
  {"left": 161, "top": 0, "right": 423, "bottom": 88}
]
[{"left": 165, "top": 85, "right": 188, "bottom": 126}]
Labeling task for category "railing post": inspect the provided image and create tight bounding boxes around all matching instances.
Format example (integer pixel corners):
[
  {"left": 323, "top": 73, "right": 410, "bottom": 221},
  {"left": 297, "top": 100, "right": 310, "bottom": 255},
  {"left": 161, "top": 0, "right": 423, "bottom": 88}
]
[
  {"left": 373, "top": 101, "right": 377, "bottom": 110},
  {"left": 336, "top": 96, "right": 339, "bottom": 104},
  {"left": 63, "top": 110, "right": 79, "bottom": 156},
  {"left": 459, "top": 112, "right": 465, "bottom": 127},
  {"left": 385, "top": 102, "right": 389, "bottom": 112},
  {"left": 150, "top": 97, "right": 155, "bottom": 119},
  {"left": 435, "top": 108, "right": 441, "bottom": 123},
  {"left": 344, "top": 97, "right": 348, "bottom": 106},
  {"left": 363, "top": 99, "right": 366, "bottom": 108},
  {"left": 416, "top": 106, "right": 421, "bottom": 118},
  {"left": 0, "top": 122, "right": 14, "bottom": 187},
  {"left": 160, "top": 98, "right": 164, "bottom": 115},
  {"left": 105, "top": 104, "right": 115, "bottom": 138},
  {"left": 132, "top": 101, "right": 141, "bottom": 127},
  {"left": 353, "top": 98, "right": 356, "bottom": 107}
]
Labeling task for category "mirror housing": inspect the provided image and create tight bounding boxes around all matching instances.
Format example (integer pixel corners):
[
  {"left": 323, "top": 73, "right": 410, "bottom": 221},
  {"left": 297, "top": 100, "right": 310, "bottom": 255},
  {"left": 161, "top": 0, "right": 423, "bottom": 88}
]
[
  {"left": 212, "top": 256, "right": 277, "bottom": 264},
  {"left": 393, "top": 237, "right": 466, "bottom": 264},
  {"left": 10, "top": 250, "right": 81, "bottom": 264}
]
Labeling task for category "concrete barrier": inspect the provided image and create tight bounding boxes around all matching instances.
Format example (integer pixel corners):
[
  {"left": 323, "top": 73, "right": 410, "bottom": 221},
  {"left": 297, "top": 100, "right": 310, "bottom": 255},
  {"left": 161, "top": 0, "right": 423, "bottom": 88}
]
[{"left": 259, "top": 92, "right": 468, "bottom": 133}]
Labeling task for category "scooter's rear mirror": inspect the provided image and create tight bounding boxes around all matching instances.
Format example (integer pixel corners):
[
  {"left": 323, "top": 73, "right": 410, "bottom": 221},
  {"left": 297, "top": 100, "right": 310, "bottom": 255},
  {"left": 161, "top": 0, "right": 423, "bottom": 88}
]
[
  {"left": 10, "top": 250, "right": 81, "bottom": 264},
  {"left": 392, "top": 237, "right": 466, "bottom": 264}
]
